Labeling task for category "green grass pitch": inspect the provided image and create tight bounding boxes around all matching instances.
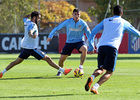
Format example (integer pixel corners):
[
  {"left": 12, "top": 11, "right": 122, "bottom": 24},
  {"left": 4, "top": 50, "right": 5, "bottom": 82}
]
[{"left": 0, "top": 54, "right": 140, "bottom": 100}]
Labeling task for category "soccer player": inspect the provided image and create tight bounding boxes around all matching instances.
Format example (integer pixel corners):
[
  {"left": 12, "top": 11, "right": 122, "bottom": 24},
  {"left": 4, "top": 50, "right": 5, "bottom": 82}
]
[
  {"left": 85, "top": 5, "right": 140, "bottom": 94},
  {"left": 0, "top": 11, "right": 72, "bottom": 78},
  {"left": 47, "top": 8, "right": 91, "bottom": 76}
]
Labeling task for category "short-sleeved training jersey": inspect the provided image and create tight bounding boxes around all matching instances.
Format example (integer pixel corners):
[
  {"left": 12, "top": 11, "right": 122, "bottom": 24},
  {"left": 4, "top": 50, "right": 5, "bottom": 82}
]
[
  {"left": 21, "top": 18, "right": 39, "bottom": 49},
  {"left": 48, "top": 18, "right": 91, "bottom": 43},
  {"left": 88, "top": 15, "right": 140, "bottom": 51}
]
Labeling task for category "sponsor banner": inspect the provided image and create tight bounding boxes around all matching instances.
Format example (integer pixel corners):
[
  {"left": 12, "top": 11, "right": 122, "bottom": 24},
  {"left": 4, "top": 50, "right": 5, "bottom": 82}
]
[
  {"left": 0, "top": 33, "right": 58, "bottom": 53},
  {"left": 59, "top": 33, "right": 128, "bottom": 54},
  {"left": 128, "top": 34, "right": 140, "bottom": 53}
]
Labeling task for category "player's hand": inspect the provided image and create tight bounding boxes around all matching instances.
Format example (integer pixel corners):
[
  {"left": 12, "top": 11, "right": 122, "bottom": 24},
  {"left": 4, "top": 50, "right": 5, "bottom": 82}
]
[
  {"left": 28, "top": 30, "right": 37, "bottom": 39},
  {"left": 47, "top": 38, "right": 51, "bottom": 43},
  {"left": 88, "top": 51, "right": 94, "bottom": 54},
  {"left": 87, "top": 46, "right": 96, "bottom": 54}
]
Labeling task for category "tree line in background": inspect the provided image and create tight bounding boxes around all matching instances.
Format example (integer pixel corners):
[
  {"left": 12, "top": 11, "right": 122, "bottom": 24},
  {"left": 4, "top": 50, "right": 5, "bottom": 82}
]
[
  {"left": 0, "top": 0, "right": 37, "bottom": 33},
  {"left": 88, "top": 0, "right": 140, "bottom": 27},
  {"left": 0, "top": 0, "right": 140, "bottom": 33},
  {"left": 40, "top": 0, "right": 91, "bottom": 28},
  {"left": 0, "top": 0, "right": 91, "bottom": 33}
]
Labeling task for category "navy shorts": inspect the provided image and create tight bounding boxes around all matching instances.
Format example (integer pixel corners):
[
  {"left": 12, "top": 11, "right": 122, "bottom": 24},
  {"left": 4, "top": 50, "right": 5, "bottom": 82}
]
[
  {"left": 98, "top": 46, "right": 118, "bottom": 71},
  {"left": 61, "top": 41, "right": 85, "bottom": 56},
  {"left": 19, "top": 48, "right": 46, "bottom": 60}
]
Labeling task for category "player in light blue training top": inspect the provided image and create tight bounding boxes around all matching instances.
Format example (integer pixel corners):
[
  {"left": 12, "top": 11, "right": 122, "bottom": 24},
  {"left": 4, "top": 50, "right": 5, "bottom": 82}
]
[
  {"left": 0, "top": 11, "right": 72, "bottom": 78},
  {"left": 85, "top": 5, "right": 140, "bottom": 94},
  {"left": 47, "top": 8, "right": 91, "bottom": 76}
]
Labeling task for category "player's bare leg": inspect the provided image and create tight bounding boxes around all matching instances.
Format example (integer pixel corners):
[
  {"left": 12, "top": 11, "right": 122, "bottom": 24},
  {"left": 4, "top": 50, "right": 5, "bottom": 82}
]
[
  {"left": 79, "top": 45, "right": 87, "bottom": 69},
  {"left": 42, "top": 55, "right": 72, "bottom": 75},
  {"left": 56, "top": 55, "right": 68, "bottom": 76},
  {"left": 93, "top": 68, "right": 105, "bottom": 77},
  {"left": 90, "top": 70, "right": 113, "bottom": 94},
  {"left": 59, "top": 55, "right": 68, "bottom": 68},
  {"left": 6, "top": 57, "right": 24, "bottom": 71},
  {"left": 97, "top": 70, "right": 113, "bottom": 86},
  {"left": 0, "top": 57, "right": 24, "bottom": 78},
  {"left": 42, "top": 55, "right": 60, "bottom": 70},
  {"left": 85, "top": 68, "right": 105, "bottom": 91}
]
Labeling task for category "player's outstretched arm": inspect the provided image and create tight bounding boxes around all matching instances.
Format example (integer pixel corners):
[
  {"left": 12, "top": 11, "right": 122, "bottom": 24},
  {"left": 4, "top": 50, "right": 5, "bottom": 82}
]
[
  {"left": 48, "top": 19, "right": 68, "bottom": 39},
  {"left": 124, "top": 21, "right": 140, "bottom": 37}
]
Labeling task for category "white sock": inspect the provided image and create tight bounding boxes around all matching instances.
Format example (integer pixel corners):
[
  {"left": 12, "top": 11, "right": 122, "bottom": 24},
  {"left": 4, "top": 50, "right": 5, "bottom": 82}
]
[
  {"left": 93, "top": 83, "right": 100, "bottom": 90},
  {"left": 79, "top": 65, "right": 83, "bottom": 69},
  {"left": 58, "top": 68, "right": 64, "bottom": 73},
  {"left": 2, "top": 69, "right": 7, "bottom": 75},
  {"left": 91, "top": 75, "right": 95, "bottom": 80}
]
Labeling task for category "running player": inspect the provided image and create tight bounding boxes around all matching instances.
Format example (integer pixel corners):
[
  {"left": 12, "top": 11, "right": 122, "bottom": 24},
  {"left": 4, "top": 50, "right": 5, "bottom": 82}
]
[
  {"left": 0, "top": 11, "right": 72, "bottom": 78},
  {"left": 85, "top": 5, "right": 140, "bottom": 94}
]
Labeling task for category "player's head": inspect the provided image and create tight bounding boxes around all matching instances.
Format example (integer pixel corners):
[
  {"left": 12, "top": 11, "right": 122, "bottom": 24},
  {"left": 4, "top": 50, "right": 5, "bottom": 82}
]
[
  {"left": 72, "top": 8, "right": 81, "bottom": 22},
  {"left": 31, "top": 11, "right": 41, "bottom": 24},
  {"left": 113, "top": 5, "right": 123, "bottom": 16}
]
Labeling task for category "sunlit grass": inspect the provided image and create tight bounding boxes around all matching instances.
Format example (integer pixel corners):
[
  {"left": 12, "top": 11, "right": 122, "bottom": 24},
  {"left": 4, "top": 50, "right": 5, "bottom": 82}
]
[{"left": 0, "top": 54, "right": 139, "bottom": 100}]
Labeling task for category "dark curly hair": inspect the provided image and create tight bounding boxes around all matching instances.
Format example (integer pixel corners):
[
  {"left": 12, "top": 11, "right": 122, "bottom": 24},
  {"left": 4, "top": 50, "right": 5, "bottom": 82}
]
[
  {"left": 113, "top": 5, "right": 123, "bottom": 16},
  {"left": 31, "top": 11, "right": 40, "bottom": 19}
]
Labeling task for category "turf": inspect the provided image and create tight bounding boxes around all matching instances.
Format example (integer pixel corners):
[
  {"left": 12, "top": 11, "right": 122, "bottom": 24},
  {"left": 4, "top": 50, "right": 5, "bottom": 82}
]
[{"left": 0, "top": 54, "right": 140, "bottom": 100}]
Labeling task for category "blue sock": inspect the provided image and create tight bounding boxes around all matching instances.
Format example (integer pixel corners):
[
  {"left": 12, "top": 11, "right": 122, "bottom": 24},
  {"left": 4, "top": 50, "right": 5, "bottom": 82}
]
[
  {"left": 2, "top": 69, "right": 7, "bottom": 75},
  {"left": 91, "top": 75, "right": 95, "bottom": 80}
]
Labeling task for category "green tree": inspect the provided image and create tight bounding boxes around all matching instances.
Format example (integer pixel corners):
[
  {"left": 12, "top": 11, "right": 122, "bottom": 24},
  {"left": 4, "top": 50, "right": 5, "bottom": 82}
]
[
  {"left": 39, "top": 0, "right": 92, "bottom": 27},
  {"left": 0, "top": 0, "right": 92, "bottom": 33},
  {"left": 0, "top": 0, "right": 38, "bottom": 33},
  {"left": 88, "top": 0, "right": 140, "bottom": 26}
]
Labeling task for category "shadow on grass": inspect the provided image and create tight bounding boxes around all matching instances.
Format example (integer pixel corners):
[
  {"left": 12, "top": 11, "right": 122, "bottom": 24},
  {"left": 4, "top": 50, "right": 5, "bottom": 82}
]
[
  {"left": 0, "top": 93, "right": 92, "bottom": 99},
  {"left": 0, "top": 94, "right": 73, "bottom": 98},
  {"left": 66, "top": 76, "right": 83, "bottom": 79},
  {"left": 0, "top": 76, "right": 62, "bottom": 80},
  {"left": 0, "top": 75, "right": 81, "bottom": 80},
  {"left": 1, "top": 56, "right": 140, "bottom": 61}
]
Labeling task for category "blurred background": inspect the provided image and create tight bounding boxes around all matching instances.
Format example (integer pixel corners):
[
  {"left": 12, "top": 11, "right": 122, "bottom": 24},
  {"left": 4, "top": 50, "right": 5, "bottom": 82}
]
[{"left": 0, "top": 0, "right": 140, "bottom": 53}]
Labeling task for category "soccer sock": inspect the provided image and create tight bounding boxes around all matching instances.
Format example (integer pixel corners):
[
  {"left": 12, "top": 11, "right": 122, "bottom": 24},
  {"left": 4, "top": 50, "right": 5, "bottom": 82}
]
[
  {"left": 79, "top": 65, "right": 83, "bottom": 69},
  {"left": 58, "top": 68, "right": 64, "bottom": 73},
  {"left": 91, "top": 75, "right": 95, "bottom": 80},
  {"left": 2, "top": 69, "right": 7, "bottom": 75},
  {"left": 93, "top": 83, "right": 100, "bottom": 90}
]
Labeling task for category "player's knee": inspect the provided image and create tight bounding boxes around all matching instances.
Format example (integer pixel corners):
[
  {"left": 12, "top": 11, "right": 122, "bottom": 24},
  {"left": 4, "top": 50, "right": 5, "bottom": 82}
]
[
  {"left": 81, "top": 46, "right": 87, "bottom": 53},
  {"left": 83, "top": 46, "right": 87, "bottom": 51},
  {"left": 98, "top": 70, "right": 104, "bottom": 75},
  {"left": 44, "top": 55, "right": 51, "bottom": 61},
  {"left": 106, "top": 71, "right": 113, "bottom": 76}
]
